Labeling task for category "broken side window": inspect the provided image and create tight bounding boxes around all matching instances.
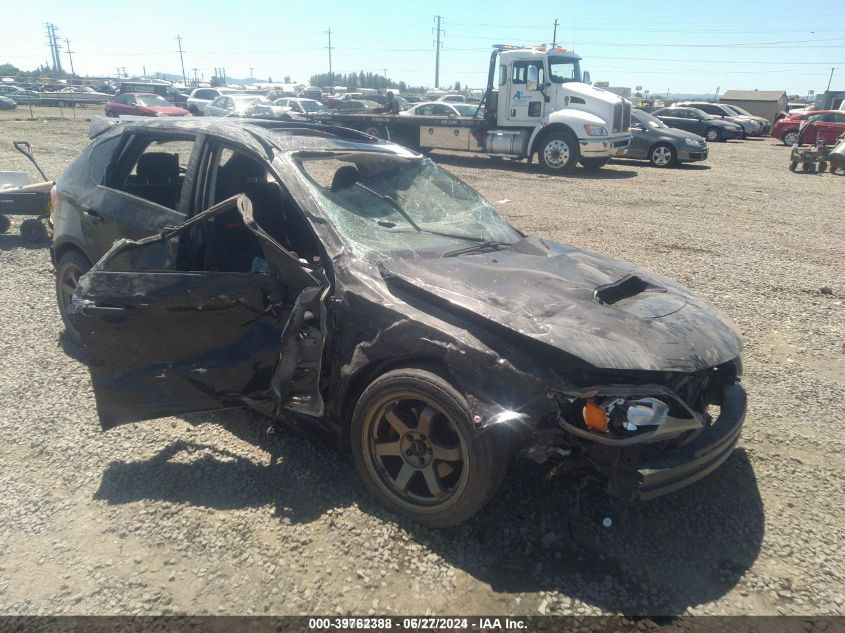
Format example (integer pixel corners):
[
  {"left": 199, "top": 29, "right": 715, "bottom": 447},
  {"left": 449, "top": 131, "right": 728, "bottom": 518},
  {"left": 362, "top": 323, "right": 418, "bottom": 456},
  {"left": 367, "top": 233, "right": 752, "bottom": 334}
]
[{"left": 106, "top": 135, "right": 197, "bottom": 210}]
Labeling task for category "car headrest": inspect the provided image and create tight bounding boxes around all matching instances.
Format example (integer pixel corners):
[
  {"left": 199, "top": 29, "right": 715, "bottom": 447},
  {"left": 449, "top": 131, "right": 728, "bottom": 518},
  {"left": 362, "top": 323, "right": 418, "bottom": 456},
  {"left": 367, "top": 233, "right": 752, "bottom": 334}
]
[
  {"left": 137, "top": 152, "right": 179, "bottom": 183},
  {"left": 331, "top": 165, "right": 359, "bottom": 192}
]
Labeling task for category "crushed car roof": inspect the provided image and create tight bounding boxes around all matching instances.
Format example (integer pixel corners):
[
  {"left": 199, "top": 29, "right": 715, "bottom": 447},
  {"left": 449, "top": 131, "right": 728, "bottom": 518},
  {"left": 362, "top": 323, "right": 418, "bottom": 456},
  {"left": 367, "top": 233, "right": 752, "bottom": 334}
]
[{"left": 87, "top": 116, "right": 416, "bottom": 157}]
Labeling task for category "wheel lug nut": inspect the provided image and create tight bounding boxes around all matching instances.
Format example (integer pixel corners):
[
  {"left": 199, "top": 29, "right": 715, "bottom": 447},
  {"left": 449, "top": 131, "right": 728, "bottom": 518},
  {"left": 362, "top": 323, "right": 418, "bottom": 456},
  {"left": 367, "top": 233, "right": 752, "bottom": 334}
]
[
  {"left": 405, "top": 450, "right": 413, "bottom": 456},
  {"left": 418, "top": 458, "right": 424, "bottom": 465}
]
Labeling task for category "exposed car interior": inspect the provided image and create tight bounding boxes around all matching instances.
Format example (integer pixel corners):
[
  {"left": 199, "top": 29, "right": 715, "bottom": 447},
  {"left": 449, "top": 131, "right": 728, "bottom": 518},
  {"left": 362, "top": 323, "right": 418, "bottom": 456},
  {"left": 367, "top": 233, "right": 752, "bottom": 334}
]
[
  {"left": 204, "top": 148, "right": 319, "bottom": 273},
  {"left": 108, "top": 136, "right": 195, "bottom": 211}
]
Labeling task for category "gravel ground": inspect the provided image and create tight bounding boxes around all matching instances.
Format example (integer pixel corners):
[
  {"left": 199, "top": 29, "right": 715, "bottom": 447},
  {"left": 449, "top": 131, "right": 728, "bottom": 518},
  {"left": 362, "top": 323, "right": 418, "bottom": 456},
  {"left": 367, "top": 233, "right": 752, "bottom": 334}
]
[{"left": 0, "top": 109, "right": 843, "bottom": 617}]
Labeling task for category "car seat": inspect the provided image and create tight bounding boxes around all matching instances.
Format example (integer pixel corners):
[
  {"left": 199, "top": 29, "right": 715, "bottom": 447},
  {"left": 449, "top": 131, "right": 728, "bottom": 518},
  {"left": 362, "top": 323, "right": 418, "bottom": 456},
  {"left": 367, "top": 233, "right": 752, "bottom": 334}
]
[{"left": 124, "top": 151, "right": 182, "bottom": 209}]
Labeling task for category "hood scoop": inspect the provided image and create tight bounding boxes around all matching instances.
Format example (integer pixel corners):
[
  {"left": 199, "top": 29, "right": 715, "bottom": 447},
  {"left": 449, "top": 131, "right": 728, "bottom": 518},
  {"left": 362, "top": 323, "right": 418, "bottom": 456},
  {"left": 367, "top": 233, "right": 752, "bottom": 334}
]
[{"left": 595, "top": 275, "right": 686, "bottom": 318}]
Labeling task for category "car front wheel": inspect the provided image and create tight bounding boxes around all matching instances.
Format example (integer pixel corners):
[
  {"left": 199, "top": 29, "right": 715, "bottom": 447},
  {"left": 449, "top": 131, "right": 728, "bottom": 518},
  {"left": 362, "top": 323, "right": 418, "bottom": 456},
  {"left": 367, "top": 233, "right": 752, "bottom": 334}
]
[
  {"left": 351, "top": 368, "right": 509, "bottom": 527},
  {"left": 55, "top": 250, "right": 91, "bottom": 343},
  {"left": 704, "top": 127, "right": 722, "bottom": 142},
  {"left": 649, "top": 143, "right": 677, "bottom": 168},
  {"left": 782, "top": 130, "right": 799, "bottom": 146}
]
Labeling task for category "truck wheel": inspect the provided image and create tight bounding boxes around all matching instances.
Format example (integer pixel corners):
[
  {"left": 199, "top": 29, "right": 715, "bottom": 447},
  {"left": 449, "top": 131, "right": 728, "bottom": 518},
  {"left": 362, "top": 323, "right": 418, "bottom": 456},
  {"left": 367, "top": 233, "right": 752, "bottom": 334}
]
[
  {"left": 649, "top": 143, "right": 677, "bottom": 168},
  {"left": 538, "top": 131, "right": 579, "bottom": 174},
  {"left": 0, "top": 214, "right": 10, "bottom": 234},
  {"left": 579, "top": 157, "right": 610, "bottom": 170},
  {"left": 783, "top": 130, "right": 799, "bottom": 146},
  {"left": 55, "top": 250, "right": 92, "bottom": 344},
  {"left": 20, "top": 218, "right": 49, "bottom": 243},
  {"left": 105, "top": 110, "right": 116, "bottom": 118},
  {"left": 351, "top": 368, "right": 509, "bottom": 528}
]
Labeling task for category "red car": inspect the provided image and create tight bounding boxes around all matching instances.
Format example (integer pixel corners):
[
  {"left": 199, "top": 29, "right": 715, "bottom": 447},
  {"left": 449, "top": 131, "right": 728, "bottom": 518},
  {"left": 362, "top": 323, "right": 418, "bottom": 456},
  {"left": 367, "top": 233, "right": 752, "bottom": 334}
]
[
  {"left": 772, "top": 110, "right": 845, "bottom": 146},
  {"left": 104, "top": 92, "right": 191, "bottom": 118}
]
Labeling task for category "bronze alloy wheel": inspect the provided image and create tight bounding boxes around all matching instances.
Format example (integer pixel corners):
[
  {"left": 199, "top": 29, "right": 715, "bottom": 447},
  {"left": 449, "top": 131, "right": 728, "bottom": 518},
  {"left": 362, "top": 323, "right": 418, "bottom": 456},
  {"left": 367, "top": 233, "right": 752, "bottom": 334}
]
[
  {"left": 55, "top": 250, "right": 91, "bottom": 342},
  {"left": 351, "top": 368, "right": 510, "bottom": 526},
  {"left": 361, "top": 392, "right": 469, "bottom": 513}
]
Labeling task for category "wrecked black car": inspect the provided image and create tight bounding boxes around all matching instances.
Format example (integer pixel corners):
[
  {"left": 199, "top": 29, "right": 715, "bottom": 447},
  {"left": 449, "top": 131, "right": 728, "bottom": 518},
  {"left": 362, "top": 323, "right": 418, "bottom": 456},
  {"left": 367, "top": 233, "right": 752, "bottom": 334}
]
[{"left": 53, "top": 118, "right": 747, "bottom": 527}]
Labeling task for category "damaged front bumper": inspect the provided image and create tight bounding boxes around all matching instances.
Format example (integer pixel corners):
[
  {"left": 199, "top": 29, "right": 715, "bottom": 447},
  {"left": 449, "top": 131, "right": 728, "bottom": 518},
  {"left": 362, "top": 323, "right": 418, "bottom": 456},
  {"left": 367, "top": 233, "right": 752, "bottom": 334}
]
[
  {"left": 636, "top": 382, "right": 746, "bottom": 500},
  {"left": 577, "top": 381, "right": 747, "bottom": 502},
  {"left": 514, "top": 365, "right": 747, "bottom": 503}
]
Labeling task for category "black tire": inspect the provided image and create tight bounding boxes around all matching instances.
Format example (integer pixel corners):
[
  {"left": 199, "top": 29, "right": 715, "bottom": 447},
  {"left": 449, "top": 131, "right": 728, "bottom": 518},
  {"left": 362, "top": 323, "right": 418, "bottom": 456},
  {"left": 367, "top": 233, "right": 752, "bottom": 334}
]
[
  {"left": 818, "top": 161, "right": 828, "bottom": 172},
  {"left": 649, "top": 143, "right": 677, "bottom": 168},
  {"left": 789, "top": 161, "right": 799, "bottom": 172},
  {"left": 105, "top": 110, "right": 116, "bottom": 118},
  {"left": 362, "top": 124, "right": 388, "bottom": 140},
  {"left": 782, "top": 130, "right": 799, "bottom": 146},
  {"left": 537, "top": 130, "right": 580, "bottom": 174},
  {"left": 579, "top": 157, "right": 610, "bottom": 170},
  {"left": 20, "top": 218, "right": 49, "bottom": 243},
  {"left": 351, "top": 368, "right": 509, "bottom": 528},
  {"left": 804, "top": 163, "right": 816, "bottom": 173},
  {"left": 704, "top": 127, "right": 722, "bottom": 142},
  {"left": 55, "top": 250, "right": 92, "bottom": 343},
  {"left": 0, "top": 214, "right": 10, "bottom": 234}
]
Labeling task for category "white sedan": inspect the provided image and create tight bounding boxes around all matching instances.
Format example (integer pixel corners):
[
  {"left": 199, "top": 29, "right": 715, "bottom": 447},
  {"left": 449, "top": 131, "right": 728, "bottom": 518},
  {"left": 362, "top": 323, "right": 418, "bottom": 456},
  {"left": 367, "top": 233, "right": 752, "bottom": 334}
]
[
  {"left": 273, "top": 97, "right": 331, "bottom": 114},
  {"left": 205, "top": 94, "right": 291, "bottom": 119},
  {"left": 399, "top": 102, "right": 482, "bottom": 118}
]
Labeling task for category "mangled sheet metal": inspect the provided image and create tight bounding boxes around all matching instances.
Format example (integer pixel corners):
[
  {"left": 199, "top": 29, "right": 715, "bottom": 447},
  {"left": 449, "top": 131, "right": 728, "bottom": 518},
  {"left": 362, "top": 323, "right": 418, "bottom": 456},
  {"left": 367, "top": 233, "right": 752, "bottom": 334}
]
[{"left": 66, "top": 118, "right": 747, "bottom": 520}]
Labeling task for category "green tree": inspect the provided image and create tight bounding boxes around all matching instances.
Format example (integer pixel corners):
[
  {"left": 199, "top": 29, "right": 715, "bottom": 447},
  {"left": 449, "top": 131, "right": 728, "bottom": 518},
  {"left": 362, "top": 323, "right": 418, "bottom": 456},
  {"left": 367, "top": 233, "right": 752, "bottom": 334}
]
[{"left": 0, "top": 63, "right": 21, "bottom": 76}]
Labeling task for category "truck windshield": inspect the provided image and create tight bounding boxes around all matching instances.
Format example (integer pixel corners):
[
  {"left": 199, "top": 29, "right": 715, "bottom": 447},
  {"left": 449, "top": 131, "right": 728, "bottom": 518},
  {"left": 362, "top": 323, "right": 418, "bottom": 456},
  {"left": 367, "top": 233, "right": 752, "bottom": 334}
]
[
  {"left": 294, "top": 154, "right": 520, "bottom": 261},
  {"left": 548, "top": 56, "right": 581, "bottom": 84}
]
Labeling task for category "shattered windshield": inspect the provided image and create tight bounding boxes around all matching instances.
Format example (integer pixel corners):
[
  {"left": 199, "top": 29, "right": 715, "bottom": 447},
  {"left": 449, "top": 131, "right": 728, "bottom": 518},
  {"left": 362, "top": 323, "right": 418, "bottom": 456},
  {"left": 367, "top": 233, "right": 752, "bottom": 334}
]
[{"left": 295, "top": 154, "right": 519, "bottom": 261}]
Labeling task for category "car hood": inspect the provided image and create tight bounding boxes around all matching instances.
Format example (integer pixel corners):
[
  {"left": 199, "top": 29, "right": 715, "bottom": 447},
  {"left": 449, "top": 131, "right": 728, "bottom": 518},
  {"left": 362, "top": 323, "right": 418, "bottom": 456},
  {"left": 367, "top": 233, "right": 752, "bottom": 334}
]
[
  {"left": 379, "top": 239, "right": 741, "bottom": 372},
  {"left": 649, "top": 125, "right": 705, "bottom": 143},
  {"left": 147, "top": 105, "right": 189, "bottom": 115},
  {"left": 709, "top": 118, "right": 742, "bottom": 129}
]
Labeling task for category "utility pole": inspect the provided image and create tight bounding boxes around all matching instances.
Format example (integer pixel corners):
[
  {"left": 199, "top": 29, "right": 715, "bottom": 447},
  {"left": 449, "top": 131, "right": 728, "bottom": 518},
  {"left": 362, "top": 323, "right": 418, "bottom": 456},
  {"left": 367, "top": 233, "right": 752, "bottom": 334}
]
[
  {"left": 433, "top": 15, "right": 444, "bottom": 89},
  {"left": 552, "top": 19, "right": 559, "bottom": 47},
  {"left": 192, "top": 67, "right": 198, "bottom": 83},
  {"left": 827, "top": 67, "right": 836, "bottom": 92},
  {"left": 45, "top": 24, "right": 63, "bottom": 74},
  {"left": 249, "top": 67, "right": 254, "bottom": 80},
  {"left": 45, "top": 24, "right": 56, "bottom": 72},
  {"left": 52, "top": 25, "right": 62, "bottom": 73},
  {"left": 64, "top": 38, "right": 75, "bottom": 76},
  {"left": 326, "top": 28, "right": 334, "bottom": 91},
  {"left": 176, "top": 35, "right": 187, "bottom": 85}
]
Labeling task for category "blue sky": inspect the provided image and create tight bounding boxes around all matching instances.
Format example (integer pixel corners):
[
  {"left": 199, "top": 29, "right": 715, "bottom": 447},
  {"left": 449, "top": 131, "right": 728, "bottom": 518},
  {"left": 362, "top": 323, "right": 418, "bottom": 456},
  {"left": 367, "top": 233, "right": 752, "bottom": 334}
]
[{"left": 2, "top": 0, "right": 844, "bottom": 95}]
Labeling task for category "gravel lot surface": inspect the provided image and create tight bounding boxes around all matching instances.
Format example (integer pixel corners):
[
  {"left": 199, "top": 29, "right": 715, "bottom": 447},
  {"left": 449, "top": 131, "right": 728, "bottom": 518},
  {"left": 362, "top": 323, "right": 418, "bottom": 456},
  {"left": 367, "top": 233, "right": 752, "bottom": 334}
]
[{"left": 0, "top": 108, "right": 843, "bottom": 617}]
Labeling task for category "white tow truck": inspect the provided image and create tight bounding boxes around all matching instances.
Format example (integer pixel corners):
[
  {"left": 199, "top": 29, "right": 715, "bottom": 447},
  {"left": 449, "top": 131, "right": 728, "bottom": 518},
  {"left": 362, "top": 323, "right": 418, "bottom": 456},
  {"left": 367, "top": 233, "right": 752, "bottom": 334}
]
[{"left": 312, "top": 45, "right": 632, "bottom": 173}]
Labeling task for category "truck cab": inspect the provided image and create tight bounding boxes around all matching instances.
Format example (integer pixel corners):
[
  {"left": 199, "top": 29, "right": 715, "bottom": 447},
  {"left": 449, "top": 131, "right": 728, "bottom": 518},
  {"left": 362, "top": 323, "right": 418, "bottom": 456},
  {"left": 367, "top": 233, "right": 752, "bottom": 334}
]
[{"left": 485, "top": 45, "right": 632, "bottom": 171}]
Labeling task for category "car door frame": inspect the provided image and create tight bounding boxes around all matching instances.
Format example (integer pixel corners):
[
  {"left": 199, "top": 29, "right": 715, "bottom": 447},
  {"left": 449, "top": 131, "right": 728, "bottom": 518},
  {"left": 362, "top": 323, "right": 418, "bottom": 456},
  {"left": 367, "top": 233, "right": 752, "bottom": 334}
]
[
  {"left": 80, "top": 128, "right": 205, "bottom": 262},
  {"left": 71, "top": 194, "right": 329, "bottom": 429}
]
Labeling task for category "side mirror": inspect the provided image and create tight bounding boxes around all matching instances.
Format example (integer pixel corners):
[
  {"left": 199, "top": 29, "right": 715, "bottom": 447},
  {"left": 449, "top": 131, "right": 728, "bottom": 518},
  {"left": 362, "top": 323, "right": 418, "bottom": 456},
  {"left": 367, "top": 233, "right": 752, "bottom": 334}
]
[
  {"left": 526, "top": 65, "right": 540, "bottom": 92},
  {"left": 582, "top": 71, "right": 591, "bottom": 85}
]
